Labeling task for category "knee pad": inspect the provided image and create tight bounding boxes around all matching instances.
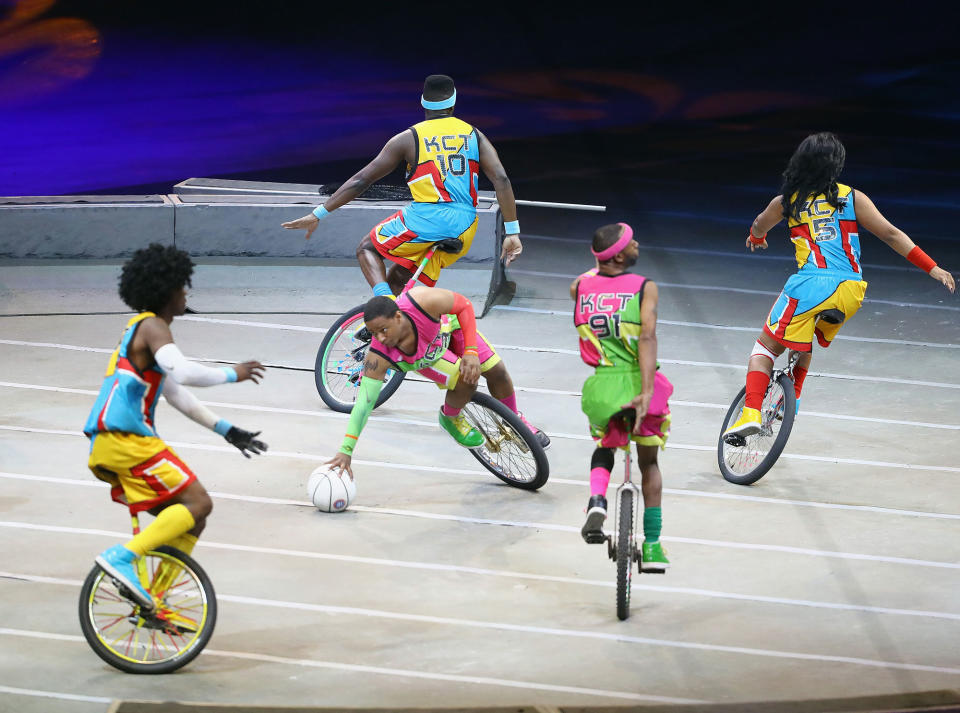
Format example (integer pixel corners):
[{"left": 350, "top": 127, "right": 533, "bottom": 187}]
[
  {"left": 591, "top": 447, "right": 615, "bottom": 472},
  {"left": 751, "top": 340, "right": 779, "bottom": 364}
]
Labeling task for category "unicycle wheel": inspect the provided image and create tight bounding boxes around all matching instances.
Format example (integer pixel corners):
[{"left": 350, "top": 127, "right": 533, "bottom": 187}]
[
  {"left": 718, "top": 373, "right": 796, "bottom": 485},
  {"left": 461, "top": 392, "right": 549, "bottom": 490},
  {"left": 79, "top": 546, "right": 216, "bottom": 674},
  {"left": 616, "top": 488, "right": 635, "bottom": 621},
  {"left": 315, "top": 304, "right": 404, "bottom": 413}
]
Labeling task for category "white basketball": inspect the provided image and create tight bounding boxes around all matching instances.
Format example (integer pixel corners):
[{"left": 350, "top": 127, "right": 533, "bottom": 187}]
[{"left": 307, "top": 465, "right": 356, "bottom": 512}]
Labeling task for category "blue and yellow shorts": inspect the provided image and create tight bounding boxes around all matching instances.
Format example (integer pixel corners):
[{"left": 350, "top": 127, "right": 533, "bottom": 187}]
[
  {"left": 765, "top": 272, "right": 867, "bottom": 351},
  {"left": 88, "top": 432, "right": 197, "bottom": 514},
  {"left": 371, "top": 210, "right": 477, "bottom": 286}
]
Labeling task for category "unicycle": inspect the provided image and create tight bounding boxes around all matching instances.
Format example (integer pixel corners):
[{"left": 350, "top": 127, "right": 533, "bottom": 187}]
[
  {"left": 314, "top": 238, "right": 464, "bottom": 413},
  {"left": 598, "top": 444, "right": 653, "bottom": 620},
  {"left": 461, "top": 392, "right": 550, "bottom": 490},
  {"left": 79, "top": 510, "right": 216, "bottom": 674},
  {"left": 718, "top": 351, "right": 798, "bottom": 485}
]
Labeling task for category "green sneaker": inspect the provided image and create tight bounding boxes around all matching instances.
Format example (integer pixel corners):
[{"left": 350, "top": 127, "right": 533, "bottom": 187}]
[
  {"left": 641, "top": 541, "right": 670, "bottom": 572},
  {"left": 438, "top": 409, "right": 485, "bottom": 448}
]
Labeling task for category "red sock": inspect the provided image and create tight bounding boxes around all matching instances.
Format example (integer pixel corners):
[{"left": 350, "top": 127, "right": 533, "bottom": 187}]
[
  {"left": 498, "top": 393, "right": 518, "bottom": 414},
  {"left": 745, "top": 370, "right": 771, "bottom": 411},
  {"left": 441, "top": 403, "right": 461, "bottom": 418},
  {"left": 792, "top": 365, "right": 808, "bottom": 399}
]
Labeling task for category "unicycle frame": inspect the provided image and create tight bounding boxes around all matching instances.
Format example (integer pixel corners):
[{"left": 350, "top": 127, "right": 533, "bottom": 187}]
[{"left": 606, "top": 448, "right": 641, "bottom": 564}]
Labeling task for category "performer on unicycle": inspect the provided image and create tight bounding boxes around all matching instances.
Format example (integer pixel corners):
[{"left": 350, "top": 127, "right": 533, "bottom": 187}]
[
  {"left": 571, "top": 223, "right": 672, "bottom": 571},
  {"left": 283, "top": 74, "right": 523, "bottom": 295}
]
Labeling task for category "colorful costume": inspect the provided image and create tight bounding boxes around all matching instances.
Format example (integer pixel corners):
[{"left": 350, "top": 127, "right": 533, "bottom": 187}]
[
  {"left": 84, "top": 313, "right": 196, "bottom": 513},
  {"left": 368, "top": 292, "right": 500, "bottom": 389},
  {"left": 765, "top": 184, "right": 867, "bottom": 351},
  {"left": 574, "top": 270, "right": 673, "bottom": 448},
  {"left": 371, "top": 116, "right": 481, "bottom": 285}
]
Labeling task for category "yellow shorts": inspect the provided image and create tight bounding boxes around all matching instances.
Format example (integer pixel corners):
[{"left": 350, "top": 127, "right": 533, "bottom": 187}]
[
  {"left": 88, "top": 432, "right": 197, "bottom": 514},
  {"left": 371, "top": 210, "right": 477, "bottom": 286},
  {"left": 765, "top": 273, "right": 867, "bottom": 351}
]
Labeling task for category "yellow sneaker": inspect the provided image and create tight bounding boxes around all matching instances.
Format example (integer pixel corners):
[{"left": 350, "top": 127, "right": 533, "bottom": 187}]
[{"left": 724, "top": 406, "right": 762, "bottom": 438}]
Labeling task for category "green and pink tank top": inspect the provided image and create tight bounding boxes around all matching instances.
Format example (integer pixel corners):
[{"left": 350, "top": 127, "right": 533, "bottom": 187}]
[{"left": 574, "top": 270, "right": 647, "bottom": 368}]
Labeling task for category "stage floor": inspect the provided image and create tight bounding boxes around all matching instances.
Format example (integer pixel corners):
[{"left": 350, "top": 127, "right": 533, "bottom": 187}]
[{"left": 2, "top": 225, "right": 959, "bottom": 710}]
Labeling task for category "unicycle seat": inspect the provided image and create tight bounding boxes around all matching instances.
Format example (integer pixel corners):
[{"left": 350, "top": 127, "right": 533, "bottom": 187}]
[
  {"left": 818, "top": 308, "right": 845, "bottom": 324},
  {"left": 435, "top": 238, "right": 463, "bottom": 253}
]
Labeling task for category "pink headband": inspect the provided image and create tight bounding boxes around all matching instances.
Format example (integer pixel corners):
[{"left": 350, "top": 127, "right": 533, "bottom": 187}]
[{"left": 591, "top": 223, "right": 634, "bottom": 261}]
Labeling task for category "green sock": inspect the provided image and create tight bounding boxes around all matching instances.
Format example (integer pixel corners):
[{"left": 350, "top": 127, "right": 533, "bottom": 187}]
[{"left": 643, "top": 506, "right": 662, "bottom": 543}]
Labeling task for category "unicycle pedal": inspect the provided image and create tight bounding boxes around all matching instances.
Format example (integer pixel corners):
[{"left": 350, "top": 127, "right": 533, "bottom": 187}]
[
  {"left": 723, "top": 433, "right": 746, "bottom": 447},
  {"left": 583, "top": 530, "right": 607, "bottom": 545}
]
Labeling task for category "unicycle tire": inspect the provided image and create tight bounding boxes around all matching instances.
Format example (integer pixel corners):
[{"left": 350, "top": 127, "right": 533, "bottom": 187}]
[
  {"left": 315, "top": 304, "right": 404, "bottom": 413},
  {"left": 718, "top": 373, "right": 796, "bottom": 486},
  {"left": 461, "top": 392, "right": 550, "bottom": 491},
  {"left": 79, "top": 546, "right": 217, "bottom": 674},
  {"left": 616, "top": 488, "right": 634, "bottom": 621}
]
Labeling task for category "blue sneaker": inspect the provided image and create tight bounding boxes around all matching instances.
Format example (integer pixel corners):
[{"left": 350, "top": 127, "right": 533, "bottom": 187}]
[{"left": 95, "top": 545, "right": 154, "bottom": 610}]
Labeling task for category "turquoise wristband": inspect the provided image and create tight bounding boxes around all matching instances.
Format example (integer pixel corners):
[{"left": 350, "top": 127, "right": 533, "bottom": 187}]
[
  {"left": 312, "top": 205, "right": 330, "bottom": 220},
  {"left": 222, "top": 367, "right": 238, "bottom": 383},
  {"left": 214, "top": 419, "right": 232, "bottom": 436},
  {"left": 504, "top": 220, "right": 519, "bottom": 234}
]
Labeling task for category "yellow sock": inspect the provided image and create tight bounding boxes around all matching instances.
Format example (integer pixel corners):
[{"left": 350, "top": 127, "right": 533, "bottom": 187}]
[
  {"left": 167, "top": 532, "right": 198, "bottom": 557},
  {"left": 125, "top": 504, "right": 195, "bottom": 557}
]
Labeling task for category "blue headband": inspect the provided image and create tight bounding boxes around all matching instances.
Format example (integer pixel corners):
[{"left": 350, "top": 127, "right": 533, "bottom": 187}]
[{"left": 421, "top": 89, "right": 456, "bottom": 110}]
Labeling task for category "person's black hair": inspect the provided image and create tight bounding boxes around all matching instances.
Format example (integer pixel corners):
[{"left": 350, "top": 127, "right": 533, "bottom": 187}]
[
  {"left": 780, "top": 132, "right": 847, "bottom": 220},
  {"left": 118, "top": 243, "right": 194, "bottom": 313},
  {"left": 592, "top": 223, "right": 627, "bottom": 260},
  {"left": 364, "top": 296, "right": 400, "bottom": 323},
  {"left": 423, "top": 74, "right": 455, "bottom": 102}
]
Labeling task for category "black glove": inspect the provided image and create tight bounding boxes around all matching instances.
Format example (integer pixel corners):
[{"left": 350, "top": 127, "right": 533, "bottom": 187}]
[{"left": 225, "top": 426, "right": 268, "bottom": 458}]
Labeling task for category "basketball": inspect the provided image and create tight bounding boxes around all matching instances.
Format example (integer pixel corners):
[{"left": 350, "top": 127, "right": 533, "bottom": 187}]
[{"left": 307, "top": 465, "right": 356, "bottom": 512}]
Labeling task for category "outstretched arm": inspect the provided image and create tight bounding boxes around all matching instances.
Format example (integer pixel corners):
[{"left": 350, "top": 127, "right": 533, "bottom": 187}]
[
  {"left": 282, "top": 131, "right": 413, "bottom": 239},
  {"left": 140, "top": 318, "right": 264, "bottom": 385},
  {"left": 163, "top": 378, "right": 267, "bottom": 457},
  {"left": 478, "top": 131, "right": 522, "bottom": 266},
  {"left": 855, "top": 190, "right": 955, "bottom": 292},
  {"left": 746, "top": 195, "right": 785, "bottom": 252},
  {"left": 326, "top": 352, "right": 390, "bottom": 478}
]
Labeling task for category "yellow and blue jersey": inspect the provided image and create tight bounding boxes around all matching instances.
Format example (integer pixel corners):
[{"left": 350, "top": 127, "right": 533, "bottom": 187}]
[
  {"left": 788, "top": 183, "right": 862, "bottom": 277},
  {"left": 83, "top": 313, "right": 166, "bottom": 438},
  {"left": 402, "top": 116, "right": 479, "bottom": 241}
]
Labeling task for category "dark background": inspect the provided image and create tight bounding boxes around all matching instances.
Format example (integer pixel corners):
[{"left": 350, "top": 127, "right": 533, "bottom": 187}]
[{"left": 2, "top": 0, "right": 958, "bottom": 247}]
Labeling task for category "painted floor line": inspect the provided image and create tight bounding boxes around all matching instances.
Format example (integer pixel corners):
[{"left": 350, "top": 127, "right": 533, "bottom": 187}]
[
  {"left": 4, "top": 421, "right": 960, "bottom": 480},
  {"left": 3, "top": 377, "right": 958, "bottom": 432},
  {"left": 5, "top": 469, "right": 959, "bottom": 523},
  {"left": 0, "top": 683, "right": 111, "bottom": 704},
  {"left": 6, "top": 334, "right": 959, "bottom": 389},
  {"left": 520, "top": 234, "right": 922, "bottom": 274},
  {"left": 4, "top": 504, "right": 960, "bottom": 571},
  {"left": 3, "top": 590, "right": 959, "bottom": 679},
  {"left": 0, "top": 628, "right": 694, "bottom": 705},
  {"left": 509, "top": 267, "right": 960, "bottom": 313},
  {"left": 6, "top": 562, "right": 960, "bottom": 624}
]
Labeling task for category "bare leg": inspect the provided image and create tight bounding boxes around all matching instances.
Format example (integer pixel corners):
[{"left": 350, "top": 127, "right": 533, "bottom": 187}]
[
  {"left": 356, "top": 234, "right": 388, "bottom": 288},
  {"left": 444, "top": 374, "right": 477, "bottom": 410},
  {"left": 386, "top": 262, "right": 414, "bottom": 295},
  {"left": 480, "top": 362, "right": 514, "bottom": 401},
  {"left": 636, "top": 444, "right": 662, "bottom": 509}
]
